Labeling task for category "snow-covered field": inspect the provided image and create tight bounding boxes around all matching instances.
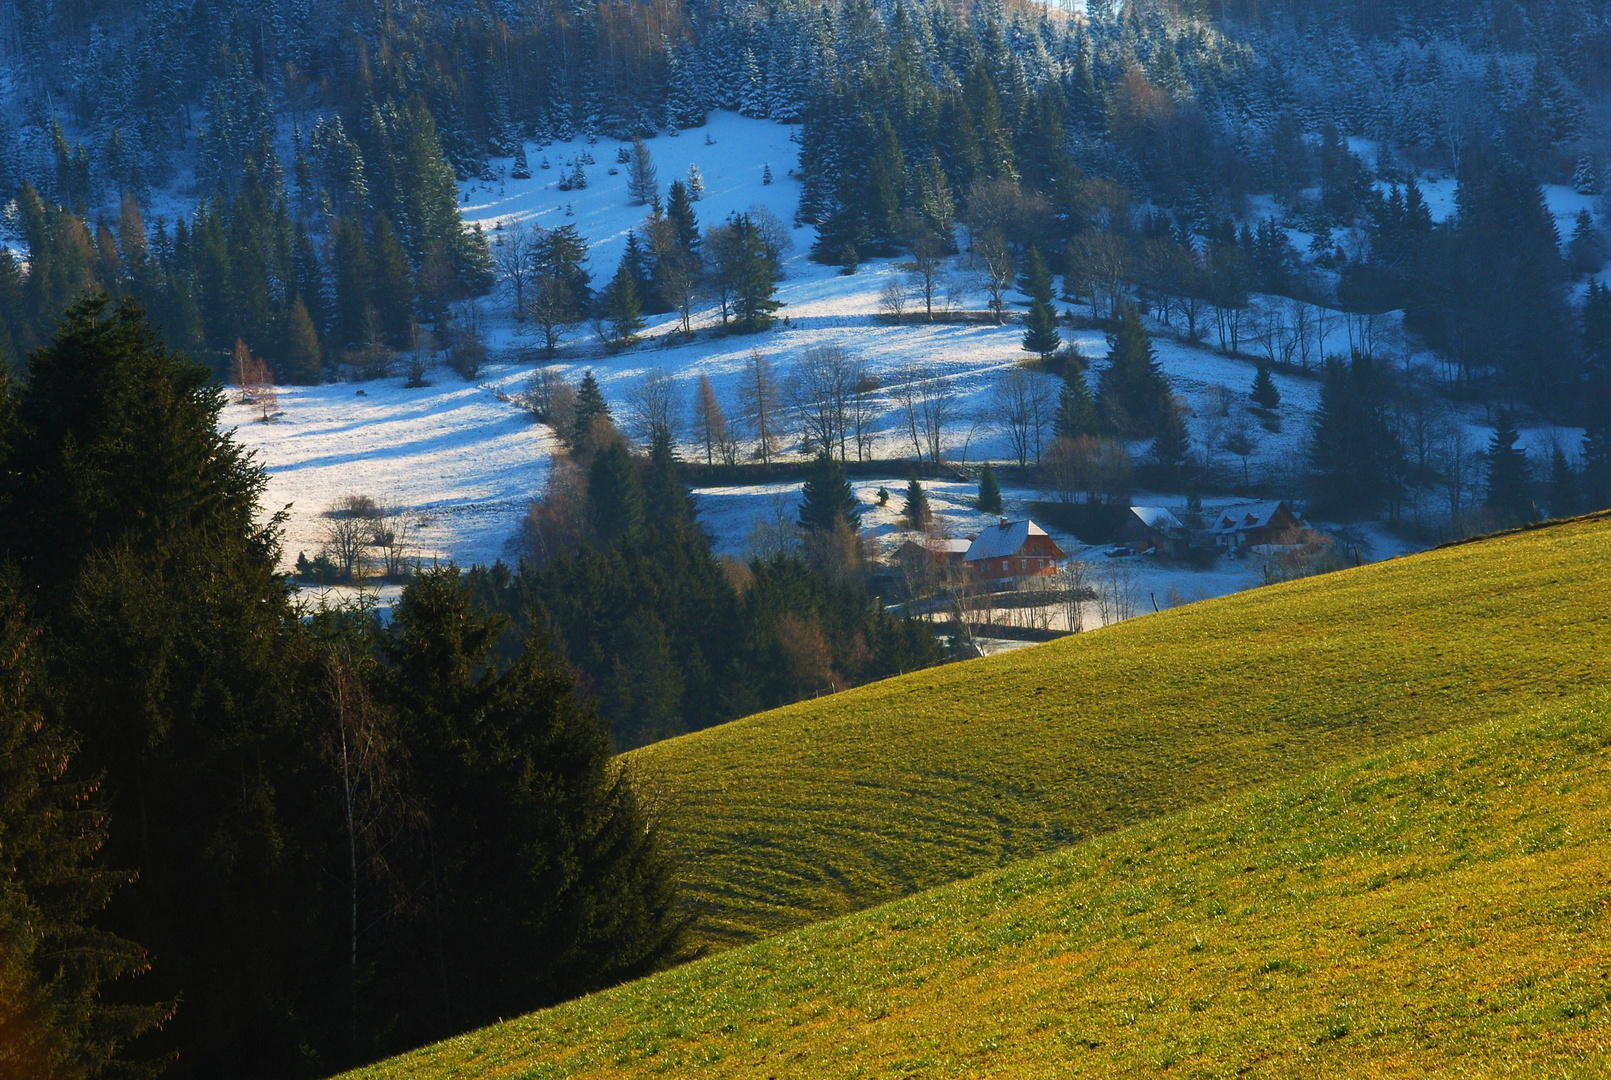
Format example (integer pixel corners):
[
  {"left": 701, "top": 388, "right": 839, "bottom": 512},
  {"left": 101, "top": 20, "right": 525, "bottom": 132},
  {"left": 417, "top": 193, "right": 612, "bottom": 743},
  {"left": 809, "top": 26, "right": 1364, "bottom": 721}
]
[{"left": 222, "top": 111, "right": 1599, "bottom": 619}]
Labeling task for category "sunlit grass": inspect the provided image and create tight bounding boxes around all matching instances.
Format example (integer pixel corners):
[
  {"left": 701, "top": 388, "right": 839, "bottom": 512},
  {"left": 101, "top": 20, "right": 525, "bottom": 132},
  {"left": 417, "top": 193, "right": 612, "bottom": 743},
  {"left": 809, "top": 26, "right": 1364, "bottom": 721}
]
[
  {"left": 631, "top": 513, "right": 1611, "bottom": 952},
  {"left": 352, "top": 688, "right": 1611, "bottom": 1078}
]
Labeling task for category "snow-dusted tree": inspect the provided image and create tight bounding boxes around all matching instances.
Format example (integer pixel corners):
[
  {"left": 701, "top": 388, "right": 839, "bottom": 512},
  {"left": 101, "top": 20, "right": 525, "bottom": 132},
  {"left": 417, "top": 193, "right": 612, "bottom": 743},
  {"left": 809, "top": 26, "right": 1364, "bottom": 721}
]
[
  {"left": 511, "top": 143, "right": 531, "bottom": 179},
  {"left": 627, "top": 137, "right": 658, "bottom": 205},
  {"left": 686, "top": 163, "right": 705, "bottom": 201},
  {"left": 1572, "top": 156, "right": 1599, "bottom": 195}
]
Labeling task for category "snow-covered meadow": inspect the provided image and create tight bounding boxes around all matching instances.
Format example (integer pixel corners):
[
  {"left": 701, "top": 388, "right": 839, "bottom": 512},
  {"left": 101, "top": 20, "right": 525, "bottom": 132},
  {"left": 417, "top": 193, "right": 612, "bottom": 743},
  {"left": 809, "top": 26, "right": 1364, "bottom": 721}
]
[{"left": 222, "top": 111, "right": 1599, "bottom": 615}]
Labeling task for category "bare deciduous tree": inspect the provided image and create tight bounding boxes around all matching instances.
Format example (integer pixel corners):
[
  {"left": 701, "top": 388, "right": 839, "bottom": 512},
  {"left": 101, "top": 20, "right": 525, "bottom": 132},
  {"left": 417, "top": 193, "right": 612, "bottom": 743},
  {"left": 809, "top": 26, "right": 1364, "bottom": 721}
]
[
  {"left": 692, "top": 374, "right": 732, "bottom": 466},
  {"left": 878, "top": 277, "right": 907, "bottom": 323},
  {"left": 740, "top": 349, "right": 782, "bottom": 464},
  {"left": 972, "top": 228, "right": 1015, "bottom": 323},
  {"left": 524, "top": 274, "right": 577, "bottom": 355},
  {"left": 494, "top": 221, "right": 541, "bottom": 321},
  {"left": 996, "top": 366, "right": 1053, "bottom": 467},
  {"left": 790, "top": 344, "right": 858, "bottom": 460},
  {"left": 625, "top": 368, "right": 681, "bottom": 445}
]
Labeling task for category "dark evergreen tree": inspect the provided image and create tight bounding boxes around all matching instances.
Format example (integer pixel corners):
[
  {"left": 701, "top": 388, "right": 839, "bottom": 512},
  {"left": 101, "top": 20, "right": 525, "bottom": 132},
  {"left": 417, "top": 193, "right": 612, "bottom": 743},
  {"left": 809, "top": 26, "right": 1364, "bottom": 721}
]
[
  {"left": 902, "top": 478, "right": 930, "bottom": 528},
  {"left": 378, "top": 568, "right": 682, "bottom": 1034},
  {"left": 370, "top": 214, "right": 415, "bottom": 348},
  {"left": 1150, "top": 394, "right": 1191, "bottom": 471},
  {"left": 0, "top": 577, "right": 170, "bottom": 1079},
  {"left": 571, "top": 370, "right": 611, "bottom": 449},
  {"left": 1251, "top": 365, "right": 1280, "bottom": 410},
  {"left": 601, "top": 257, "right": 644, "bottom": 347},
  {"left": 798, "top": 450, "right": 859, "bottom": 531},
  {"left": 1484, "top": 408, "right": 1532, "bottom": 523},
  {"left": 1053, "top": 365, "right": 1100, "bottom": 440},
  {"left": 1307, "top": 353, "right": 1404, "bottom": 518},
  {"left": 1547, "top": 444, "right": 1579, "bottom": 518},
  {"left": 665, "top": 181, "right": 700, "bottom": 256},
  {"left": 976, "top": 464, "right": 1002, "bottom": 514},
  {"left": 1097, "top": 306, "right": 1170, "bottom": 436}
]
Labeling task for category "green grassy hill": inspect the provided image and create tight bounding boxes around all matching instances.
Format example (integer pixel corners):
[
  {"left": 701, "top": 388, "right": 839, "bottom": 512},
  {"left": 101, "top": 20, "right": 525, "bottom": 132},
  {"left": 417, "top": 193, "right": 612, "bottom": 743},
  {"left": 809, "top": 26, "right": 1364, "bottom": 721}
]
[
  {"left": 632, "top": 514, "right": 1611, "bottom": 952},
  {"left": 352, "top": 689, "right": 1611, "bottom": 1078}
]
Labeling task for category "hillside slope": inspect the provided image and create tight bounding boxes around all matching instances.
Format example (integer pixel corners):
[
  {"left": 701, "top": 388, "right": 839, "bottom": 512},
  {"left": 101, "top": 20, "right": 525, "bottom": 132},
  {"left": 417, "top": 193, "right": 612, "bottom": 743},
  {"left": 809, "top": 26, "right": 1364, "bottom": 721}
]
[
  {"left": 631, "top": 513, "right": 1611, "bottom": 951},
  {"left": 352, "top": 688, "right": 1611, "bottom": 1078}
]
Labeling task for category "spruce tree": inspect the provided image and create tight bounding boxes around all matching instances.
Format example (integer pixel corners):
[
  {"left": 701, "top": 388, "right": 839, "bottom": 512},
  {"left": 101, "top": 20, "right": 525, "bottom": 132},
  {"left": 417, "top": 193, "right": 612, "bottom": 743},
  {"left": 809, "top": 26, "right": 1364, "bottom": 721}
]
[
  {"left": 380, "top": 568, "right": 682, "bottom": 1030},
  {"left": 798, "top": 450, "right": 859, "bottom": 531},
  {"left": 902, "top": 477, "right": 930, "bottom": 528},
  {"left": 572, "top": 370, "right": 611, "bottom": 450},
  {"left": 602, "top": 259, "right": 644, "bottom": 347},
  {"left": 511, "top": 143, "right": 532, "bottom": 179},
  {"left": 1098, "top": 305, "right": 1170, "bottom": 436},
  {"left": 0, "top": 296, "right": 311, "bottom": 1073},
  {"left": 0, "top": 579, "right": 169, "bottom": 1078},
  {"left": 1151, "top": 395, "right": 1191, "bottom": 471},
  {"left": 370, "top": 214, "right": 415, "bottom": 348},
  {"left": 284, "top": 294, "right": 322, "bottom": 384},
  {"left": 1022, "top": 298, "right": 1062, "bottom": 361},
  {"left": 1251, "top": 365, "right": 1280, "bottom": 410},
  {"left": 1308, "top": 353, "right": 1404, "bottom": 518},
  {"left": 1484, "top": 408, "right": 1532, "bottom": 523},
  {"left": 1548, "top": 444, "right": 1580, "bottom": 518},
  {"left": 627, "top": 137, "right": 658, "bottom": 205},
  {"left": 1053, "top": 366, "right": 1099, "bottom": 440},
  {"left": 976, "top": 463, "right": 1002, "bottom": 513},
  {"left": 588, "top": 438, "right": 647, "bottom": 545},
  {"left": 665, "top": 180, "right": 700, "bottom": 255}
]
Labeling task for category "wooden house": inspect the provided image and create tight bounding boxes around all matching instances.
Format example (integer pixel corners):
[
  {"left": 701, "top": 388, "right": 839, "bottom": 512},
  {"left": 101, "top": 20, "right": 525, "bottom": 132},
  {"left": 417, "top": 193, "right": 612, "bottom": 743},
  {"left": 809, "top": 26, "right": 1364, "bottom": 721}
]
[{"left": 964, "top": 519, "right": 1066, "bottom": 587}]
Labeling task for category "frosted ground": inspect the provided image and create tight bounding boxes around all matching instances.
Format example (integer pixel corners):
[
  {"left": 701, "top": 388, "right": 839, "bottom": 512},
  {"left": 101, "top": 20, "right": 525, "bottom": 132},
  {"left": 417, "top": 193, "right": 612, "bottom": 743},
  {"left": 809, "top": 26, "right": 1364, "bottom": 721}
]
[{"left": 221, "top": 111, "right": 1600, "bottom": 617}]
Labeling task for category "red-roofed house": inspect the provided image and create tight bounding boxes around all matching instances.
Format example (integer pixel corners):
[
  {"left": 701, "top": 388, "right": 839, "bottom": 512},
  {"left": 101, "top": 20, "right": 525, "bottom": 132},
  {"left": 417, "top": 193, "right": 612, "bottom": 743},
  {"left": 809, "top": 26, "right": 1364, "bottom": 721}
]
[{"left": 963, "top": 519, "right": 1067, "bottom": 587}]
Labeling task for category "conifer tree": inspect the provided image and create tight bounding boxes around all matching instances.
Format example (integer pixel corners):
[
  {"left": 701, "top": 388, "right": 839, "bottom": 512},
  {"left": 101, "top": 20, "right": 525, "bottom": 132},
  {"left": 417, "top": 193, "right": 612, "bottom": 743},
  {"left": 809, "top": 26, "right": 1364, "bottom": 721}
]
[
  {"left": 380, "top": 568, "right": 681, "bottom": 1029},
  {"left": 284, "top": 294, "right": 322, "bottom": 384},
  {"left": 0, "top": 580, "right": 169, "bottom": 1079},
  {"left": 1251, "top": 365, "right": 1280, "bottom": 410},
  {"left": 370, "top": 214, "right": 415, "bottom": 348},
  {"left": 627, "top": 137, "right": 658, "bottom": 205},
  {"left": 1308, "top": 353, "right": 1404, "bottom": 517},
  {"left": 665, "top": 181, "right": 700, "bottom": 255},
  {"left": 1151, "top": 395, "right": 1191, "bottom": 472},
  {"left": 602, "top": 259, "right": 644, "bottom": 347},
  {"left": 588, "top": 437, "right": 647, "bottom": 545},
  {"left": 798, "top": 450, "right": 859, "bottom": 531},
  {"left": 976, "top": 463, "right": 1002, "bottom": 513},
  {"left": 332, "top": 217, "right": 373, "bottom": 348},
  {"left": 1097, "top": 305, "right": 1171, "bottom": 436},
  {"left": 1053, "top": 365, "right": 1099, "bottom": 440},
  {"left": 511, "top": 143, "right": 532, "bottom": 179},
  {"left": 572, "top": 370, "right": 611, "bottom": 449},
  {"left": 902, "top": 477, "right": 930, "bottom": 528},
  {"left": 1547, "top": 444, "right": 1579, "bottom": 518},
  {"left": 1022, "top": 298, "right": 1061, "bottom": 361},
  {"left": 1484, "top": 408, "right": 1531, "bottom": 523}
]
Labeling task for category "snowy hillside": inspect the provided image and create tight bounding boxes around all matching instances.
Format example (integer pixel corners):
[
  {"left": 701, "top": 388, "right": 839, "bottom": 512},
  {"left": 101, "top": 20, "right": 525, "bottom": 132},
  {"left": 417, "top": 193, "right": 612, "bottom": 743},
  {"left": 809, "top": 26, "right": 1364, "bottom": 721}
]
[{"left": 222, "top": 111, "right": 1588, "bottom": 614}]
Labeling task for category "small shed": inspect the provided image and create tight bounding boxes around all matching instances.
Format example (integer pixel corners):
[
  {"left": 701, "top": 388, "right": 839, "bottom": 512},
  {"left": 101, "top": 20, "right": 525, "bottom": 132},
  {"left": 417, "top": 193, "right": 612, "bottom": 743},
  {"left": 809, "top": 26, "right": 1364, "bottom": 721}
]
[
  {"left": 1208, "top": 501, "right": 1305, "bottom": 551},
  {"left": 1120, "top": 506, "right": 1190, "bottom": 558},
  {"left": 964, "top": 519, "right": 1067, "bottom": 586}
]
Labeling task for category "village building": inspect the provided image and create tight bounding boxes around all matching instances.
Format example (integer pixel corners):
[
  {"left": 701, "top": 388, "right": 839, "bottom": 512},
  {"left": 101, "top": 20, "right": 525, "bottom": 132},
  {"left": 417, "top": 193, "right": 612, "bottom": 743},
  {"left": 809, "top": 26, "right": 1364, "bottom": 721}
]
[
  {"left": 895, "top": 536, "right": 970, "bottom": 579},
  {"left": 1208, "top": 500, "right": 1307, "bottom": 552},
  {"left": 964, "top": 518, "right": 1067, "bottom": 587},
  {"left": 1119, "top": 506, "right": 1191, "bottom": 558}
]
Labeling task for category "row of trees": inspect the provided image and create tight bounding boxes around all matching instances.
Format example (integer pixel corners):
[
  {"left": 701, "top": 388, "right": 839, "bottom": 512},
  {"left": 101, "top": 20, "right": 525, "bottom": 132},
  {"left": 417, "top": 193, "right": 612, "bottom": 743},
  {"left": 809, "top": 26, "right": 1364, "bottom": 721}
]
[{"left": 0, "top": 298, "right": 682, "bottom": 1080}]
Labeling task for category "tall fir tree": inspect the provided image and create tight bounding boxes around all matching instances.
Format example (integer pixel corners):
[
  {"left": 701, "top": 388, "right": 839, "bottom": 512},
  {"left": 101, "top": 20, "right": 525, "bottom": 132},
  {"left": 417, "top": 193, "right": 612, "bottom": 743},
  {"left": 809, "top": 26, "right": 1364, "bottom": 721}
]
[
  {"left": 1484, "top": 408, "right": 1532, "bottom": 523},
  {"left": 902, "top": 477, "right": 930, "bottom": 528},
  {"left": 798, "top": 450, "right": 859, "bottom": 531},
  {"left": 1097, "top": 305, "right": 1170, "bottom": 436},
  {"left": 976, "top": 463, "right": 1002, "bottom": 513}
]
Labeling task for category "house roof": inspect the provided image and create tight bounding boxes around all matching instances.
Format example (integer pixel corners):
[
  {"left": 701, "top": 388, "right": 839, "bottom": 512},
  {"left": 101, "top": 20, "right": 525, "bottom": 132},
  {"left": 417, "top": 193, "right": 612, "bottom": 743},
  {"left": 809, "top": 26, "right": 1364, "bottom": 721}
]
[
  {"left": 965, "top": 519, "right": 1053, "bottom": 562},
  {"left": 1209, "top": 500, "right": 1292, "bottom": 535},
  {"left": 899, "top": 537, "right": 971, "bottom": 555},
  {"left": 1129, "top": 506, "right": 1186, "bottom": 534}
]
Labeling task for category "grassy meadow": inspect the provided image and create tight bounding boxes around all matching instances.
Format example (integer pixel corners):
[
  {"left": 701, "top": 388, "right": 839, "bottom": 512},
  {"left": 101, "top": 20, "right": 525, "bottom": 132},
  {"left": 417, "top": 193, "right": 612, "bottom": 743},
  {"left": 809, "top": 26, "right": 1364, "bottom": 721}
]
[
  {"left": 350, "top": 687, "right": 1611, "bottom": 1078},
  {"left": 631, "top": 513, "right": 1611, "bottom": 952}
]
